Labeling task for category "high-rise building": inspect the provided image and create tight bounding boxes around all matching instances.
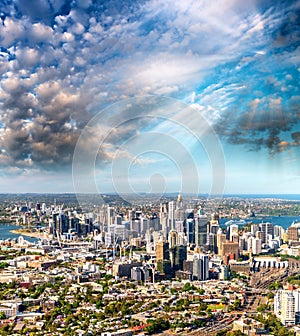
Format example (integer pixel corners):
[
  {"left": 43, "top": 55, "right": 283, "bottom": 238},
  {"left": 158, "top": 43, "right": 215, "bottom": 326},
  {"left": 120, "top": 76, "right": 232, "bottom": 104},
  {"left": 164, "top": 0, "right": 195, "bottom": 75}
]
[
  {"left": 275, "top": 289, "right": 297, "bottom": 325},
  {"left": 107, "top": 207, "right": 114, "bottom": 226},
  {"left": 150, "top": 213, "right": 161, "bottom": 231},
  {"left": 260, "top": 222, "right": 273, "bottom": 245},
  {"left": 287, "top": 226, "right": 299, "bottom": 242},
  {"left": 168, "top": 230, "right": 179, "bottom": 248},
  {"left": 192, "top": 254, "right": 209, "bottom": 280},
  {"left": 156, "top": 241, "right": 170, "bottom": 261},
  {"left": 168, "top": 201, "right": 175, "bottom": 231},
  {"left": 170, "top": 245, "right": 187, "bottom": 271},
  {"left": 195, "top": 216, "right": 208, "bottom": 247},
  {"left": 185, "top": 219, "right": 195, "bottom": 244},
  {"left": 217, "top": 229, "right": 227, "bottom": 255},
  {"left": 252, "top": 237, "right": 262, "bottom": 255},
  {"left": 274, "top": 225, "right": 284, "bottom": 240},
  {"left": 228, "top": 224, "right": 239, "bottom": 242},
  {"left": 207, "top": 232, "right": 217, "bottom": 253}
]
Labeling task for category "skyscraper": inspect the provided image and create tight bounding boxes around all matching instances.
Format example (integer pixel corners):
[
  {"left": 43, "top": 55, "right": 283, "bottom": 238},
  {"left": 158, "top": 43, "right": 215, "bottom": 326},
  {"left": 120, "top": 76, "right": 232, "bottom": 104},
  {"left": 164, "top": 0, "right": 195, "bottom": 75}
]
[
  {"left": 168, "top": 230, "right": 179, "bottom": 248},
  {"left": 287, "top": 226, "right": 299, "bottom": 242},
  {"left": 168, "top": 201, "right": 175, "bottom": 231},
  {"left": 170, "top": 245, "right": 187, "bottom": 271},
  {"left": 260, "top": 222, "right": 273, "bottom": 245},
  {"left": 195, "top": 216, "right": 208, "bottom": 247},
  {"left": 275, "top": 289, "right": 297, "bottom": 325},
  {"left": 156, "top": 241, "right": 170, "bottom": 261},
  {"left": 192, "top": 254, "right": 209, "bottom": 280}
]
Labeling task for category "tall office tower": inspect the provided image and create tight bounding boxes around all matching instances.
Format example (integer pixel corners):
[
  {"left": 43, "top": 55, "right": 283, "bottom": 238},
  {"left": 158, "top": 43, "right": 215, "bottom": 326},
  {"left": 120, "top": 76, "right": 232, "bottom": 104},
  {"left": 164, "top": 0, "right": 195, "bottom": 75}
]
[
  {"left": 274, "top": 225, "right": 284, "bottom": 240},
  {"left": 156, "top": 241, "right": 170, "bottom": 261},
  {"left": 251, "top": 223, "right": 260, "bottom": 236},
  {"left": 53, "top": 213, "right": 69, "bottom": 234},
  {"left": 130, "top": 219, "right": 141, "bottom": 234},
  {"left": 168, "top": 230, "right": 179, "bottom": 248},
  {"left": 193, "top": 254, "right": 209, "bottom": 280},
  {"left": 160, "top": 212, "right": 168, "bottom": 237},
  {"left": 152, "top": 231, "right": 162, "bottom": 250},
  {"left": 241, "top": 232, "right": 251, "bottom": 251},
  {"left": 156, "top": 240, "right": 172, "bottom": 275},
  {"left": 217, "top": 228, "right": 227, "bottom": 255},
  {"left": 170, "top": 245, "right": 187, "bottom": 271},
  {"left": 140, "top": 217, "right": 149, "bottom": 234},
  {"left": 275, "top": 289, "right": 300, "bottom": 326},
  {"left": 275, "top": 290, "right": 296, "bottom": 326},
  {"left": 195, "top": 216, "right": 208, "bottom": 247},
  {"left": 239, "top": 236, "right": 246, "bottom": 251},
  {"left": 228, "top": 224, "right": 239, "bottom": 241},
  {"left": 287, "top": 226, "right": 299, "bottom": 242},
  {"left": 283, "top": 292, "right": 296, "bottom": 326},
  {"left": 252, "top": 237, "right": 262, "bottom": 255},
  {"left": 207, "top": 232, "right": 217, "bottom": 253},
  {"left": 260, "top": 222, "right": 274, "bottom": 245},
  {"left": 150, "top": 213, "right": 161, "bottom": 231},
  {"left": 186, "top": 219, "right": 195, "bottom": 245},
  {"left": 107, "top": 207, "right": 114, "bottom": 226},
  {"left": 168, "top": 201, "right": 176, "bottom": 230},
  {"left": 128, "top": 209, "right": 136, "bottom": 221},
  {"left": 160, "top": 202, "right": 169, "bottom": 236}
]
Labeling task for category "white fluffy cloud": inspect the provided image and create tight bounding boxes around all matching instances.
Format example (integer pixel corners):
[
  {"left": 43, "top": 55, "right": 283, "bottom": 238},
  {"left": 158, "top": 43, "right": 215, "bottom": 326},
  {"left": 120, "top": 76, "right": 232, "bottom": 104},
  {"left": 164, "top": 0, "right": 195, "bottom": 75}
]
[{"left": 0, "top": 0, "right": 299, "bottom": 179}]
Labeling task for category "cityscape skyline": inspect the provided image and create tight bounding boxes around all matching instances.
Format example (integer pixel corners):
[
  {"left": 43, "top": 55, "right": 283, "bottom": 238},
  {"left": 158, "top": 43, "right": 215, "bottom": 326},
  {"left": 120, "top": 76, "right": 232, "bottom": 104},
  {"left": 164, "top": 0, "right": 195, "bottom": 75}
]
[{"left": 0, "top": 0, "right": 299, "bottom": 194}]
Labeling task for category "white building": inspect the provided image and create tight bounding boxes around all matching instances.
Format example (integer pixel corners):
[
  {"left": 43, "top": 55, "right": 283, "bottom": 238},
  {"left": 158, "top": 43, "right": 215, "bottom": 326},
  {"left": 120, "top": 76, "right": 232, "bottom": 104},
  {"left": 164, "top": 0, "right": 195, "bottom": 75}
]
[
  {"left": 252, "top": 237, "right": 262, "bottom": 255},
  {"left": 275, "top": 289, "right": 300, "bottom": 325}
]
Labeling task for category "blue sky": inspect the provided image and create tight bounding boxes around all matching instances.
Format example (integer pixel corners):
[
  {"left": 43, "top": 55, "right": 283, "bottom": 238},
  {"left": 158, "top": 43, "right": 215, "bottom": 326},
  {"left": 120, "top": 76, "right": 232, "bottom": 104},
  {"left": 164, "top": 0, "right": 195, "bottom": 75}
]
[{"left": 0, "top": 0, "right": 299, "bottom": 194}]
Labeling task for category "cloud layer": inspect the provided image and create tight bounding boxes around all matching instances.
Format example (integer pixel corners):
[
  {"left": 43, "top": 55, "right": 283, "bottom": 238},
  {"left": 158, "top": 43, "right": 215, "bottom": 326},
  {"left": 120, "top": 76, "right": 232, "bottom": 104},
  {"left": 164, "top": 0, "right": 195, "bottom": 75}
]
[{"left": 0, "top": 0, "right": 299, "bottom": 183}]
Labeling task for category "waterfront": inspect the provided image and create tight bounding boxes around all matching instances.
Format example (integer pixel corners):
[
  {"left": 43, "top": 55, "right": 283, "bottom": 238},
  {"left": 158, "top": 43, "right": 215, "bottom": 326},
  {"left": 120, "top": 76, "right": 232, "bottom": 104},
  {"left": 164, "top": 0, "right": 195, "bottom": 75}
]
[
  {"left": 0, "top": 223, "right": 38, "bottom": 244},
  {"left": 219, "top": 216, "right": 300, "bottom": 230},
  {"left": 0, "top": 215, "right": 299, "bottom": 245}
]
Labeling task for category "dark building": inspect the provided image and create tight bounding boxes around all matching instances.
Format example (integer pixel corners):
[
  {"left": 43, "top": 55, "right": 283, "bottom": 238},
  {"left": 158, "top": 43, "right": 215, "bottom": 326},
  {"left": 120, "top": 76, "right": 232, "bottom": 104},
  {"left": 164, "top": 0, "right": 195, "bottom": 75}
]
[
  {"left": 195, "top": 217, "right": 208, "bottom": 246},
  {"left": 156, "top": 241, "right": 170, "bottom": 261},
  {"left": 170, "top": 245, "right": 187, "bottom": 271}
]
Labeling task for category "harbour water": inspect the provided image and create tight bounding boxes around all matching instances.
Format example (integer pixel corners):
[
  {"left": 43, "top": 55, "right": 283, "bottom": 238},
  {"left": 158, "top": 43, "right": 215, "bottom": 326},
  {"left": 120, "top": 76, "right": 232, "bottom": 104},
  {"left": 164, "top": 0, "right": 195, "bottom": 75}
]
[
  {"left": 0, "top": 223, "right": 38, "bottom": 244},
  {"left": 220, "top": 215, "right": 300, "bottom": 230}
]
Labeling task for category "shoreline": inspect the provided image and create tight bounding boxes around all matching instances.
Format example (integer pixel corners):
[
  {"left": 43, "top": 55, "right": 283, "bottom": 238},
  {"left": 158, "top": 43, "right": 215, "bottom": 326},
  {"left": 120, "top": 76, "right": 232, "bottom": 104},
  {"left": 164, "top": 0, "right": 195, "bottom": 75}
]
[{"left": 9, "top": 229, "right": 43, "bottom": 239}]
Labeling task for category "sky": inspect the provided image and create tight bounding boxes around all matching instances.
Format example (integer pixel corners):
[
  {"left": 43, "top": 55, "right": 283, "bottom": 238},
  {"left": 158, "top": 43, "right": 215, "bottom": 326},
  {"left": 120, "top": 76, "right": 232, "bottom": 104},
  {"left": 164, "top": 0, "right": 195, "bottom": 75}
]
[{"left": 0, "top": 0, "right": 299, "bottom": 196}]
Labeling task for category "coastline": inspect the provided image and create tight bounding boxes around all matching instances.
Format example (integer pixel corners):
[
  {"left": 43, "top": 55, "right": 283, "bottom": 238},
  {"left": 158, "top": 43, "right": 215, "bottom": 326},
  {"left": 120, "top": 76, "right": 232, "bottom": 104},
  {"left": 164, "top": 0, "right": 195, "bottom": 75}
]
[{"left": 9, "top": 229, "right": 43, "bottom": 239}]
